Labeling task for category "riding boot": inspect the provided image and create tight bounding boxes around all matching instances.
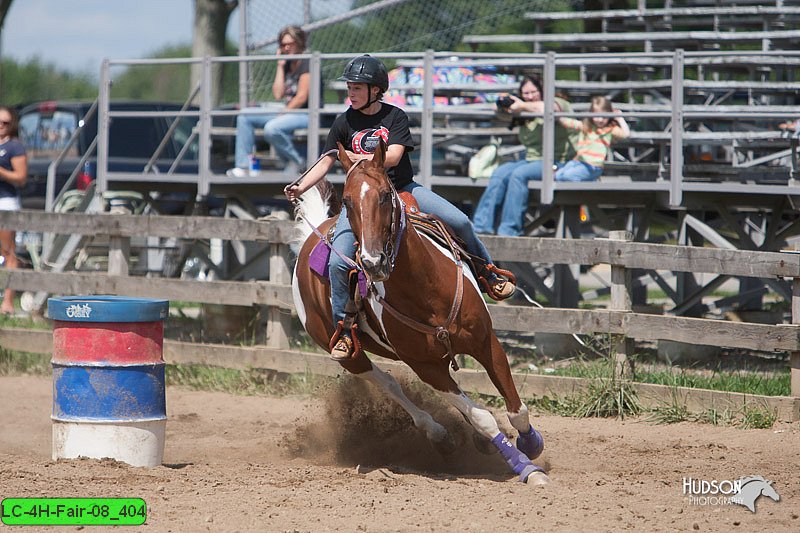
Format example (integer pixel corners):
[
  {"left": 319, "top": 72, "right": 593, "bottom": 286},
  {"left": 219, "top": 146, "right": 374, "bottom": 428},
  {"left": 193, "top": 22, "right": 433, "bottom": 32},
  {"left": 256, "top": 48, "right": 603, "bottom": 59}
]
[
  {"left": 479, "top": 264, "right": 517, "bottom": 301},
  {"left": 330, "top": 330, "right": 355, "bottom": 361}
]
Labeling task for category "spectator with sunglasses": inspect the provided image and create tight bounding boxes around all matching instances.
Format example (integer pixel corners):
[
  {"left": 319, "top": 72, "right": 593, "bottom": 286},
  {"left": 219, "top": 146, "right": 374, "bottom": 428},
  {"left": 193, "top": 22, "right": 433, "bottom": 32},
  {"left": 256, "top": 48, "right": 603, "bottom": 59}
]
[
  {"left": 0, "top": 105, "right": 28, "bottom": 315},
  {"left": 227, "top": 25, "right": 310, "bottom": 177}
]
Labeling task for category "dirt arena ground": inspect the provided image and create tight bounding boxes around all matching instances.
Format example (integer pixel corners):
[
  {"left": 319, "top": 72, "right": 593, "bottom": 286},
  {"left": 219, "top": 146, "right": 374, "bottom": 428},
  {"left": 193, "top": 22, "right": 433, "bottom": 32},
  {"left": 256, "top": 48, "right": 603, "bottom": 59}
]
[{"left": 1, "top": 373, "right": 798, "bottom": 532}]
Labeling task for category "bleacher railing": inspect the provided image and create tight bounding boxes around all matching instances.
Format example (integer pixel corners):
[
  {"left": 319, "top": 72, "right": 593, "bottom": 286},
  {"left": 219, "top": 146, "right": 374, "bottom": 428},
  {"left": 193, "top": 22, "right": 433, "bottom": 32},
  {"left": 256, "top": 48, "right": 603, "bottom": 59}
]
[{"left": 91, "top": 49, "right": 800, "bottom": 207}]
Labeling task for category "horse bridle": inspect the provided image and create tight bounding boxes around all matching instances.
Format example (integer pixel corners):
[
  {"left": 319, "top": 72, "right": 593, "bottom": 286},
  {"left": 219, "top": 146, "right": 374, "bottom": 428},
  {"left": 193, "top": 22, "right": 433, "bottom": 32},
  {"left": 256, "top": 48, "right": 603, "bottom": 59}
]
[{"left": 347, "top": 159, "right": 406, "bottom": 274}]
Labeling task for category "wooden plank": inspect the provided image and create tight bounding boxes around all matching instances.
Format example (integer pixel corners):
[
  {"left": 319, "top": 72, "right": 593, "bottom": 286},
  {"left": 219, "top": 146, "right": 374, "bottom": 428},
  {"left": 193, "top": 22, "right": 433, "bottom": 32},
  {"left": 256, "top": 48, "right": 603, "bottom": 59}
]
[
  {"left": 483, "top": 236, "right": 800, "bottom": 278},
  {"left": 623, "top": 314, "right": 800, "bottom": 352},
  {"left": 489, "top": 306, "right": 620, "bottom": 335},
  {"left": 0, "top": 270, "right": 294, "bottom": 309},
  {"left": 4, "top": 331, "right": 796, "bottom": 420},
  {"left": 0, "top": 327, "right": 52, "bottom": 354},
  {"left": 0, "top": 210, "right": 297, "bottom": 243}
]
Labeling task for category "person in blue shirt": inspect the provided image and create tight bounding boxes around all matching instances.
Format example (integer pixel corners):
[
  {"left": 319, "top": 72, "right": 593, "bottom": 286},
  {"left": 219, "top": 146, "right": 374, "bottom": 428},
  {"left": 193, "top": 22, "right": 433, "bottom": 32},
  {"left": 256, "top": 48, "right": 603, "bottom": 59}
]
[{"left": 0, "top": 105, "right": 28, "bottom": 315}]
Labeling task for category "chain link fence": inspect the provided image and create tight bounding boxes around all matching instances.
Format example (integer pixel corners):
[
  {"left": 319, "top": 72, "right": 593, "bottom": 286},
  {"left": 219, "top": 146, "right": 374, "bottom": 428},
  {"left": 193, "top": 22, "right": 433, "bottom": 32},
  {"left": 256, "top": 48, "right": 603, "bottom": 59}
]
[{"left": 240, "top": 0, "right": 564, "bottom": 102}]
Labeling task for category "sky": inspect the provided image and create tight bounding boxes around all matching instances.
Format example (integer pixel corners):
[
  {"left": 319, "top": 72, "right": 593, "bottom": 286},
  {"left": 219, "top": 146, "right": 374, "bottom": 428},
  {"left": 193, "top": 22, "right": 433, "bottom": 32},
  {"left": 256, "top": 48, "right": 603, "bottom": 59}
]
[{"left": 1, "top": 0, "right": 295, "bottom": 76}]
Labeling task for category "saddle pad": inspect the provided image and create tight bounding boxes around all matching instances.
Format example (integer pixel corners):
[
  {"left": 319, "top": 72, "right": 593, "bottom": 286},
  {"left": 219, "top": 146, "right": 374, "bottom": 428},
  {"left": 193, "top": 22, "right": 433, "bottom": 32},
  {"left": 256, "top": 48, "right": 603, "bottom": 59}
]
[
  {"left": 308, "top": 239, "right": 369, "bottom": 298},
  {"left": 309, "top": 240, "right": 330, "bottom": 279}
]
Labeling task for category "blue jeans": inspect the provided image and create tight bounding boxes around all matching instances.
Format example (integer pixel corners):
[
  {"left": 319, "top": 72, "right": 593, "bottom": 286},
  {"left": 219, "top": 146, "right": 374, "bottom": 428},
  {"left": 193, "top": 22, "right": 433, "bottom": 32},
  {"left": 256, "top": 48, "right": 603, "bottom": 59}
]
[
  {"left": 234, "top": 104, "right": 308, "bottom": 168},
  {"left": 329, "top": 181, "right": 494, "bottom": 327},
  {"left": 473, "top": 159, "right": 568, "bottom": 237},
  {"left": 555, "top": 160, "right": 603, "bottom": 182}
]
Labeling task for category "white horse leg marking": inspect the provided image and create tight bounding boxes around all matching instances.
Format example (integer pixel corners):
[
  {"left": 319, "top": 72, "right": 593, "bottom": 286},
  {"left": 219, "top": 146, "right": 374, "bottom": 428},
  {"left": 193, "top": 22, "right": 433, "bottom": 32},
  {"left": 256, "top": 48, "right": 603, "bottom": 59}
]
[
  {"left": 359, "top": 364, "right": 448, "bottom": 444},
  {"left": 291, "top": 263, "right": 307, "bottom": 328},
  {"left": 507, "top": 403, "right": 531, "bottom": 433},
  {"left": 440, "top": 391, "right": 501, "bottom": 441}
]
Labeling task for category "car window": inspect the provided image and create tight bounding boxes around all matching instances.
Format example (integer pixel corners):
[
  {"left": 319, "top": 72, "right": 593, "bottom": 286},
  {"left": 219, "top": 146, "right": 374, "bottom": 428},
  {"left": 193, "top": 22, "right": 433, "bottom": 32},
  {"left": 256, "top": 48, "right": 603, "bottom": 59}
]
[
  {"left": 171, "top": 117, "right": 200, "bottom": 160},
  {"left": 108, "top": 117, "right": 165, "bottom": 158},
  {"left": 107, "top": 116, "right": 199, "bottom": 161},
  {"left": 18, "top": 110, "right": 79, "bottom": 158}
]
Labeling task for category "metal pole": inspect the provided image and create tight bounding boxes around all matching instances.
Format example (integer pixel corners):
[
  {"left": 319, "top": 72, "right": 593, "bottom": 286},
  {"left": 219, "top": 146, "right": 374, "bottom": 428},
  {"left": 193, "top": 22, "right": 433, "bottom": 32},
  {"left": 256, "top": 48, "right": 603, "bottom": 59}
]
[
  {"left": 239, "top": 0, "right": 249, "bottom": 108},
  {"left": 198, "top": 56, "right": 212, "bottom": 200},
  {"left": 670, "top": 49, "right": 684, "bottom": 207},
  {"left": 420, "top": 49, "right": 434, "bottom": 188},
  {"left": 96, "top": 59, "right": 111, "bottom": 197},
  {"left": 541, "top": 51, "right": 556, "bottom": 205},
  {"left": 307, "top": 52, "right": 322, "bottom": 163}
]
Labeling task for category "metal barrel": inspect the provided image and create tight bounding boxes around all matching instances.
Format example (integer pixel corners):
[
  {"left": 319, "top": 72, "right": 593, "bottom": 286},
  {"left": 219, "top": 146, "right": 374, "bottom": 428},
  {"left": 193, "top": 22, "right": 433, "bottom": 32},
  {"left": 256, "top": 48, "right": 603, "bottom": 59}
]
[{"left": 48, "top": 296, "right": 169, "bottom": 467}]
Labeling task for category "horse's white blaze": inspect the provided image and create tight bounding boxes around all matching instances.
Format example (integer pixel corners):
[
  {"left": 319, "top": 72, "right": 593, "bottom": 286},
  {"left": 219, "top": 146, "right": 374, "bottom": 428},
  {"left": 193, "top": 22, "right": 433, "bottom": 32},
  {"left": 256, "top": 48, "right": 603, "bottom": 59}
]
[
  {"left": 291, "top": 263, "right": 307, "bottom": 328},
  {"left": 360, "top": 181, "right": 370, "bottom": 201},
  {"left": 360, "top": 365, "right": 447, "bottom": 442},
  {"left": 360, "top": 229, "right": 382, "bottom": 265},
  {"left": 441, "top": 391, "right": 501, "bottom": 441}
]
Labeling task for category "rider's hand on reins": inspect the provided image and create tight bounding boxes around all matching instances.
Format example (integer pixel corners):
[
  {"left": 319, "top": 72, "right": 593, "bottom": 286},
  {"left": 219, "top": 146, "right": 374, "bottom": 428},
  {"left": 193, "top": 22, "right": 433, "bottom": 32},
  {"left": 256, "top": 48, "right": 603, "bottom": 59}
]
[{"left": 284, "top": 183, "right": 301, "bottom": 203}]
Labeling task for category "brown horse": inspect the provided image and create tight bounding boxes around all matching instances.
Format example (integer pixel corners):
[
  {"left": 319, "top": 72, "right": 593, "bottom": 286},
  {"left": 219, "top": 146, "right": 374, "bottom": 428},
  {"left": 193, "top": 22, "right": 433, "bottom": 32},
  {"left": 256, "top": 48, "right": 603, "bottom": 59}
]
[{"left": 290, "top": 141, "right": 548, "bottom": 485}]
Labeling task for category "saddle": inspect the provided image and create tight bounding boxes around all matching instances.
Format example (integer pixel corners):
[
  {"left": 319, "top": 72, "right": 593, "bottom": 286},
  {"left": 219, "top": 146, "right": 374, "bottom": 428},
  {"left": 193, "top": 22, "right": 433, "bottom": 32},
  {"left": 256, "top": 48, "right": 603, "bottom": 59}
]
[{"left": 312, "top": 192, "right": 515, "bottom": 364}]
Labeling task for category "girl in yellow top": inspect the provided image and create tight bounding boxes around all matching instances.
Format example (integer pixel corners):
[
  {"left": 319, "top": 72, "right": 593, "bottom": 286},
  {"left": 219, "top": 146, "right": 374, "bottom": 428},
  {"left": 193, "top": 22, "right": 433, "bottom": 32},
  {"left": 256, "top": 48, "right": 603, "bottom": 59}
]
[{"left": 557, "top": 96, "right": 630, "bottom": 182}]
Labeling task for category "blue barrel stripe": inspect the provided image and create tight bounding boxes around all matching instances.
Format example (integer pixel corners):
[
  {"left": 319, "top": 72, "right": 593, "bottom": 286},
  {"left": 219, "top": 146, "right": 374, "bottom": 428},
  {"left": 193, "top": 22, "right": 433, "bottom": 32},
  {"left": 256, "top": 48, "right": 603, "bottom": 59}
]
[
  {"left": 48, "top": 296, "right": 169, "bottom": 323},
  {"left": 52, "top": 365, "right": 166, "bottom": 422}
]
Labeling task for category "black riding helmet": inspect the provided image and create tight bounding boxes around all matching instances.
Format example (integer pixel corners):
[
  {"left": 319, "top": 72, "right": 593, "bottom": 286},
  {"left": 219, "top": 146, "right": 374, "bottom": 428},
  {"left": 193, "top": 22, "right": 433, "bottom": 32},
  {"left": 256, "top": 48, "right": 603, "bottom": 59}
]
[{"left": 339, "top": 54, "right": 389, "bottom": 110}]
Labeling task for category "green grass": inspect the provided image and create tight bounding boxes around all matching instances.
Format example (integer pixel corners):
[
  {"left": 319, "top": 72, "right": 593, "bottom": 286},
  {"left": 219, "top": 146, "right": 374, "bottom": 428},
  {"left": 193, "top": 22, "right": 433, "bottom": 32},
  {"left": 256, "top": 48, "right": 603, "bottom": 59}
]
[
  {"left": 543, "top": 356, "right": 790, "bottom": 397},
  {"left": 0, "top": 348, "right": 51, "bottom": 375},
  {"left": 166, "top": 364, "right": 323, "bottom": 397}
]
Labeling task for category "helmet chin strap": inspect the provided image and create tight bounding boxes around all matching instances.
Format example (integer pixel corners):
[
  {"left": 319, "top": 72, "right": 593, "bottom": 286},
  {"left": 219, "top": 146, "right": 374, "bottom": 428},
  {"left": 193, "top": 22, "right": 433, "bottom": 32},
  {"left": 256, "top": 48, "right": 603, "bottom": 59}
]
[{"left": 356, "top": 84, "right": 379, "bottom": 111}]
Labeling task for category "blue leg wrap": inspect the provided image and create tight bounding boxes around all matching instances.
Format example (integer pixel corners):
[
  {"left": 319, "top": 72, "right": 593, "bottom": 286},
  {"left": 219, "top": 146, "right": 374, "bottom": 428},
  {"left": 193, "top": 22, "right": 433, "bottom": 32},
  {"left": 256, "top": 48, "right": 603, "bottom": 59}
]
[
  {"left": 516, "top": 426, "right": 544, "bottom": 460},
  {"left": 491, "top": 433, "right": 544, "bottom": 483}
]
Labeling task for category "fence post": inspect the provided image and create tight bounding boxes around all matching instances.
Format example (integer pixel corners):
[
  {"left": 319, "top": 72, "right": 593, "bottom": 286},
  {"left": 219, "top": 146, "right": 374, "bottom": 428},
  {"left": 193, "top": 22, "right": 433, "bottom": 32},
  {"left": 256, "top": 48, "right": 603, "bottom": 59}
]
[
  {"left": 609, "top": 230, "right": 633, "bottom": 379},
  {"left": 107, "top": 235, "right": 131, "bottom": 277},
  {"left": 792, "top": 277, "right": 800, "bottom": 399},
  {"left": 266, "top": 242, "right": 292, "bottom": 349}
]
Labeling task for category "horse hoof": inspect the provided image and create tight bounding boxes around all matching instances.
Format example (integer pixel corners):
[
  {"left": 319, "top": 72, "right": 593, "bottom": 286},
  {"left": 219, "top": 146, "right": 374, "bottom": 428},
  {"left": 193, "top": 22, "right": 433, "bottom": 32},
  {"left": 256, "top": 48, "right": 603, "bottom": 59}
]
[
  {"left": 472, "top": 432, "right": 497, "bottom": 455},
  {"left": 525, "top": 471, "right": 550, "bottom": 486},
  {"left": 517, "top": 427, "right": 544, "bottom": 460},
  {"left": 431, "top": 432, "right": 457, "bottom": 456}
]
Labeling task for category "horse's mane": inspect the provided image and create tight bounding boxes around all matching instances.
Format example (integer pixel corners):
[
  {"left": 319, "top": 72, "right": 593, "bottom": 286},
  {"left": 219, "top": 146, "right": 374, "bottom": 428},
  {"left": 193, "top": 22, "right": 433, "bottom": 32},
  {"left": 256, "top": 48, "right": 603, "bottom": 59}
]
[{"left": 289, "top": 179, "right": 341, "bottom": 256}]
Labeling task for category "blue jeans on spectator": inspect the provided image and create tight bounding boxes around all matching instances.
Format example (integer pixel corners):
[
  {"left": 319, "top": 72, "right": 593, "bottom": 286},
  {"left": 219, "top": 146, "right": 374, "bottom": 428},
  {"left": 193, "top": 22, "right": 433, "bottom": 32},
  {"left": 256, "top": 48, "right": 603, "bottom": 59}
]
[
  {"left": 555, "top": 160, "right": 603, "bottom": 182},
  {"left": 473, "top": 159, "right": 568, "bottom": 237},
  {"left": 234, "top": 104, "right": 308, "bottom": 168},
  {"left": 329, "top": 181, "right": 493, "bottom": 327}
]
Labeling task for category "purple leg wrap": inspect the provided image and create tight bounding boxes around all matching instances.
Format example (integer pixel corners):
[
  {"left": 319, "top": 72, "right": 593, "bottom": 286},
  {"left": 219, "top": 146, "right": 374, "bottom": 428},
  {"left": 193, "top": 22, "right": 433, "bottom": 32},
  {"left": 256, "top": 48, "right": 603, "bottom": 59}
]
[
  {"left": 491, "top": 433, "right": 544, "bottom": 483},
  {"left": 516, "top": 426, "right": 544, "bottom": 460}
]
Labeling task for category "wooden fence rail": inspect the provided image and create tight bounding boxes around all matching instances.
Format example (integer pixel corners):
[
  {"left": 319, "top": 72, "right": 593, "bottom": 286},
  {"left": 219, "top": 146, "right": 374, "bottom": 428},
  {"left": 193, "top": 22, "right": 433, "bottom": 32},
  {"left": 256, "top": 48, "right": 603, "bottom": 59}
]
[{"left": 1, "top": 210, "right": 798, "bottom": 417}]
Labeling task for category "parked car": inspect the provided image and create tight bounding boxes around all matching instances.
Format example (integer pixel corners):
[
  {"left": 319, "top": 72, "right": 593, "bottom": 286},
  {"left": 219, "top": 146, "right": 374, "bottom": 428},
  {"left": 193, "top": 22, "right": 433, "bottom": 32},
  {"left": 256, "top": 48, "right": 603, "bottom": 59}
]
[{"left": 16, "top": 100, "right": 221, "bottom": 210}]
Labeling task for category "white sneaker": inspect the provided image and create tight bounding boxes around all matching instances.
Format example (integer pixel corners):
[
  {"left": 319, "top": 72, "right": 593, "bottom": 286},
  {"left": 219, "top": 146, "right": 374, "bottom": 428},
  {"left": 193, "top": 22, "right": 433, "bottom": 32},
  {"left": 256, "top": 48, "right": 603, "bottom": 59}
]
[{"left": 226, "top": 167, "right": 251, "bottom": 178}]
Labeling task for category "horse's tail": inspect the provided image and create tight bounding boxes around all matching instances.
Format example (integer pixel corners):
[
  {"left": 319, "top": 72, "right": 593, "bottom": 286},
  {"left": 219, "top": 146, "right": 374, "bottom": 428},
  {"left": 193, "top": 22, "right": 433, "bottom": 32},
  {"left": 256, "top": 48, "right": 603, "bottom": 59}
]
[{"left": 289, "top": 179, "right": 340, "bottom": 255}]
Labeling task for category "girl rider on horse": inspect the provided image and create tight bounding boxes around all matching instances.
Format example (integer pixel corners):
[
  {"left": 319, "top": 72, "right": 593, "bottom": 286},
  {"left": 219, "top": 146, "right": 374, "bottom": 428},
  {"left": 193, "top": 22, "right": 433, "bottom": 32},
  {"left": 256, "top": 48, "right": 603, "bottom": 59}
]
[{"left": 284, "top": 55, "right": 515, "bottom": 360}]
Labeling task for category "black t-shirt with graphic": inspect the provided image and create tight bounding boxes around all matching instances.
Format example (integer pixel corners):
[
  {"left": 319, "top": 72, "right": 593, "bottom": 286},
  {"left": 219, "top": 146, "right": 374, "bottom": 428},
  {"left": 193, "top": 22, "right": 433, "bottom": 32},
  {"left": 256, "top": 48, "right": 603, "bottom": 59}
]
[{"left": 323, "top": 103, "right": 415, "bottom": 189}]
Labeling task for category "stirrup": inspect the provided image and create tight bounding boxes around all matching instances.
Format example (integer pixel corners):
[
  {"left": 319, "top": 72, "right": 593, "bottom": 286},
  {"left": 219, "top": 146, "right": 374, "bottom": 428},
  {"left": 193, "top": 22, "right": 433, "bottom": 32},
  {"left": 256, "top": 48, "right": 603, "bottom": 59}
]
[
  {"left": 492, "top": 279, "right": 516, "bottom": 300},
  {"left": 330, "top": 335, "right": 354, "bottom": 361},
  {"left": 328, "top": 320, "right": 362, "bottom": 361},
  {"left": 479, "top": 264, "right": 517, "bottom": 301}
]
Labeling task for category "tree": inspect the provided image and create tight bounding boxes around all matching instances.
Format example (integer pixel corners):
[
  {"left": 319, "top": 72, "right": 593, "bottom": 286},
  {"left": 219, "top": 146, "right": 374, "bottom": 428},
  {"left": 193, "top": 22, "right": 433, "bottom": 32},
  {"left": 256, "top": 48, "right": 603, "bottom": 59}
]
[
  {"left": 0, "top": 0, "right": 15, "bottom": 67},
  {"left": 191, "top": 0, "right": 237, "bottom": 106}
]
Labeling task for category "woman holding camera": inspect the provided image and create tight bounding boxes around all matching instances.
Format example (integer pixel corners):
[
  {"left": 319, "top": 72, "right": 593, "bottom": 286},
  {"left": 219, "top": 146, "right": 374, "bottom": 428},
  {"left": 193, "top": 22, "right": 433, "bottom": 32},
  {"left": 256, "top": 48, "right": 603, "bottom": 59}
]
[{"left": 472, "top": 75, "right": 575, "bottom": 236}]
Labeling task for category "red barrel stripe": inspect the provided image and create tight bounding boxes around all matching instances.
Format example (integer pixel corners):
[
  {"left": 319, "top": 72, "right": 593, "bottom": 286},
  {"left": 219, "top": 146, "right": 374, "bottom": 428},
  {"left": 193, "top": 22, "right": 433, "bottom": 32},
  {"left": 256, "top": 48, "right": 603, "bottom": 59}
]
[{"left": 52, "top": 321, "right": 164, "bottom": 364}]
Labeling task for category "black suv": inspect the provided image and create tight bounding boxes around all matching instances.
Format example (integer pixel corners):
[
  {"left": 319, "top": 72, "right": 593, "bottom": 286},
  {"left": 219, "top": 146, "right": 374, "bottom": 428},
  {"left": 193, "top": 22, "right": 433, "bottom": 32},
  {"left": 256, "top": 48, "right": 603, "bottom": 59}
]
[{"left": 17, "top": 100, "right": 214, "bottom": 210}]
